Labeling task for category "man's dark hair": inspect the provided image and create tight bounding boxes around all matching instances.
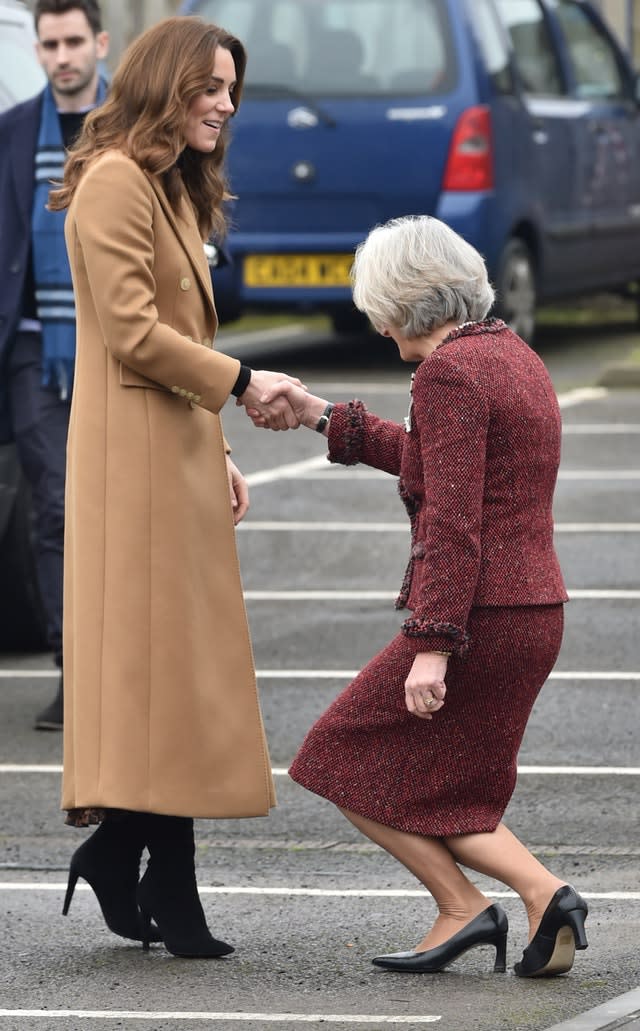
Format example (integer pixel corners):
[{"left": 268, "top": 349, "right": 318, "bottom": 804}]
[{"left": 34, "top": 0, "right": 103, "bottom": 35}]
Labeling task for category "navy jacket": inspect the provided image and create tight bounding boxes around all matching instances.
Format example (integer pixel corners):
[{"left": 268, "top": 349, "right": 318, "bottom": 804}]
[{"left": 0, "top": 91, "right": 43, "bottom": 437}]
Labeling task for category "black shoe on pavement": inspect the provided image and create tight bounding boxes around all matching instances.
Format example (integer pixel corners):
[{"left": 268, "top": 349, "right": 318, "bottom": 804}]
[{"left": 34, "top": 677, "right": 63, "bottom": 730}]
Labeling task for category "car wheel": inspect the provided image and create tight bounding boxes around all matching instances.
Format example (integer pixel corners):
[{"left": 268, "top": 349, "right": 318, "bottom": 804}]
[
  {"left": 0, "top": 448, "right": 48, "bottom": 652},
  {"left": 494, "top": 239, "right": 537, "bottom": 344},
  {"left": 330, "top": 307, "right": 370, "bottom": 336},
  {"left": 214, "top": 297, "right": 243, "bottom": 326}
]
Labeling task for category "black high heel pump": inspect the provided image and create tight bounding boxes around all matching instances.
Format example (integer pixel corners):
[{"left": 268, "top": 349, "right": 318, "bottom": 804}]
[
  {"left": 138, "top": 815, "right": 234, "bottom": 958},
  {"left": 62, "top": 817, "right": 161, "bottom": 943},
  {"left": 514, "top": 885, "right": 588, "bottom": 977},
  {"left": 372, "top": 903, "right": 509, "bottom": 973}
]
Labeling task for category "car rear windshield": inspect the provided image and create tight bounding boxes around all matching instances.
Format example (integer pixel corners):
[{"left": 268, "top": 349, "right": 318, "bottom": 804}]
[{"left": 192, "top": 0, "right": 456, "bottom": 97}]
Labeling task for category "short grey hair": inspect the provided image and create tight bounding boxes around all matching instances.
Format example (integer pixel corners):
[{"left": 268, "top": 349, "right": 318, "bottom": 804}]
[{"left": 351, "top": 215, "right": 495, "bottom": 338}]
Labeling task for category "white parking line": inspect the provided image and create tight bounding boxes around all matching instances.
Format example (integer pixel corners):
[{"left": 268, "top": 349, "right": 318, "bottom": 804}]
[
  {"left": 0, "top": 885, "right": 638, "bottom": 901},
  {"left": 287, "top": 469, "right": 640, "bottom": 480},
  {"left": 233, "top": 588, "right": 640, "bottom": 602},
  {"left": 6, "top": 589, "right": 638, "bottom": 610},
  {"left": 218, "top": 323, "right": 309, "bottom": 348},
  {"left": 0, "top": 1011, "right": 440, "bottom": 1025},
  {"left": 554, "top": 523, "right": 640, "bottom": 532},
  {"left": 559, "top": 470, "right": 640, "bottom": 480},
  {"left": 238, "top": 521, "right": 640, "bottom": 532},
  {"left": 2, "top": 669, "right": 640, "bottom": 680},
  {"left": 257, "top": 670, "right": 640, "bottom": 681},
  {"left": 246, "top": 455, "right": 329, "bottom": 486},
  {"left": 1, "top": 764, "right": 638, "bottom": 775},
  {"left": 562, "top": 423, "right": 640, "bottom": 433},
  {"left": 558, "top": 388, "right": 608, "bottom": 408},
  {"left": 220, "top": 387, "right": 618, "bottom": 494}
]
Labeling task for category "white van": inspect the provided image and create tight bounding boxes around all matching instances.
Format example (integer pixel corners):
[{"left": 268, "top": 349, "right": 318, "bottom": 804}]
[{"left": 0, "top": 0, "right": 45, "bottom": 108}]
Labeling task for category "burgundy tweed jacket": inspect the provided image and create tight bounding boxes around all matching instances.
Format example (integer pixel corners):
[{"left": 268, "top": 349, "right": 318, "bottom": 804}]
[{"left": 327, "top": 319, "right": 568, "bottom": 656}]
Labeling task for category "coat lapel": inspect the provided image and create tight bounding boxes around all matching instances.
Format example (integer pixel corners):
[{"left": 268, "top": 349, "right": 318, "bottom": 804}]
[
  {"left": 144, "top": 172, "right": 216, "bottom": 321},
  {"left": 11, "top": 95, "right": 42, "bottom": 231}
]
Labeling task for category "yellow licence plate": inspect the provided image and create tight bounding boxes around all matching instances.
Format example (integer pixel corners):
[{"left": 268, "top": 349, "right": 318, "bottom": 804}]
[{"left": 243, "top": 253, "right": 353, "bottom": 288}]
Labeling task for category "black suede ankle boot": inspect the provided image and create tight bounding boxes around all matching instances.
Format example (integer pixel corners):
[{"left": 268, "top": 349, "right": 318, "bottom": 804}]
[
  {"left": 138, "top": 815, "right": 234, "bottom": 958},
  {"left": 63, "top": 813, "right": 161, "bottom": 942}
]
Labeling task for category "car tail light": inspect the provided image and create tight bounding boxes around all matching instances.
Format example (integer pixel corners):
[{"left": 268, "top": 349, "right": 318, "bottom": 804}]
[{"left": 442, "top": 105, "right": 494, "bottom": 191}]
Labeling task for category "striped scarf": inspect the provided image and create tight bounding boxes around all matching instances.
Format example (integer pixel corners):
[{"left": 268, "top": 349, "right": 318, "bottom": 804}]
[{"left": 31, "top": 79, "right": 107, "bottom": 400}]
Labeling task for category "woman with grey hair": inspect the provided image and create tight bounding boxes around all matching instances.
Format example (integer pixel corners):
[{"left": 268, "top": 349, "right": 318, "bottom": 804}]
[{"left": 251, "top": 215, "right": 588, "bottom": 978}]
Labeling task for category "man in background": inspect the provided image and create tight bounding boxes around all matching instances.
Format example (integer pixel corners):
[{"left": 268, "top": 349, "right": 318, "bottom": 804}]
[{"left": 0, "top": 0, "right": 108, "bottom": 729}]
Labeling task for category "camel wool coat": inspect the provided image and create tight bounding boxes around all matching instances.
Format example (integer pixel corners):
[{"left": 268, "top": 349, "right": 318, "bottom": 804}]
[{"left": 61, "top": 151, "right": 276, "bottom": 818}]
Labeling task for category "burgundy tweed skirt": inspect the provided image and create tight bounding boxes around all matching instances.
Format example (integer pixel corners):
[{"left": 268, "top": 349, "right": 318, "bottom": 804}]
[{"left": 289, "top": 605, "right": 563, "bottom": 837}]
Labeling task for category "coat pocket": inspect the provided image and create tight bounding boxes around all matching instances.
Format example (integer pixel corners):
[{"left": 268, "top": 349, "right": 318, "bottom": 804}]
[{"left": 118, "top": 362, "right": 169, "bottom": 392}]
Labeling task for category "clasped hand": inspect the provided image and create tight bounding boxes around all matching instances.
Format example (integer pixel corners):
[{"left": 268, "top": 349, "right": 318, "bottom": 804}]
[
  {"left": 241, "top": 379, "right": 319, "bottom": 431},
  {"left": 237, "top": 371, "right": 308, "bottom": 430}
]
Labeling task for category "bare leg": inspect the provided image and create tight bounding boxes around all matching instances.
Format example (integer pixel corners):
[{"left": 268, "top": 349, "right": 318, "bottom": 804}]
[
  {"left": 339, "top": 806, "right": 492, "bottom": 951},
  {"left": 445, "top": 822, "right": 566, "bottom": 940}
]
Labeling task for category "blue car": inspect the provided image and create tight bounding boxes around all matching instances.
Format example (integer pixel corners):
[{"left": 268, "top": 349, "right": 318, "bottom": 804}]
[{"left": 180, "top": 0, "right": 640, "bottom": 340}]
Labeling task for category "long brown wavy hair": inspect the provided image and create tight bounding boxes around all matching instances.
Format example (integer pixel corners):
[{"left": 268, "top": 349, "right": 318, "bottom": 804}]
[{"left": 49, "top": 17, "right": 246, "bottom": 241}]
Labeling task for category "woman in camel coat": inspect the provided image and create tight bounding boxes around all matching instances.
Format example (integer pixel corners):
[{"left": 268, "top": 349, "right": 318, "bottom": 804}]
[{"left": 49, "top": 17, "right": 298, "bottom": 959}]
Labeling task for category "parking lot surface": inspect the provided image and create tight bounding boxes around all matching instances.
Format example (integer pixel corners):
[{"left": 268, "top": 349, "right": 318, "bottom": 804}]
[{"left": 0, "top": 322, "right": 638, "bottom": 1030}]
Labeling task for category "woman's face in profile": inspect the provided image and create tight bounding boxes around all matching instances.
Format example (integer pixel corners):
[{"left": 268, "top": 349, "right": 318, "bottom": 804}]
[{"left": 183, "top": 46, "right": 236, "bottom": 153}]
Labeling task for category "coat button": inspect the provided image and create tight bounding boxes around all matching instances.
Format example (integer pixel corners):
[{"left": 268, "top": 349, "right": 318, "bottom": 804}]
[
  {"left": 9, "top": 261, "right": 20, "bottom": 274},
  {"left": 180, "top": 277, "right": 191, "bottom": 290}
]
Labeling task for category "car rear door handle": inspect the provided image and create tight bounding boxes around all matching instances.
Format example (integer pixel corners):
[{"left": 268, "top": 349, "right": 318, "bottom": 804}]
[{"left": 530, "top": 116, "right": 549, "bottom": 145}]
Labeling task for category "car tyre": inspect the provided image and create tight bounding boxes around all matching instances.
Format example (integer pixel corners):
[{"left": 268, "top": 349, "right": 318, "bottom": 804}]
[
  {"left": 330, "top": 306, "right": 370, "bottom": 336},
  {"left": 494, "top": 239, "right": 537, "bottom": 344}
]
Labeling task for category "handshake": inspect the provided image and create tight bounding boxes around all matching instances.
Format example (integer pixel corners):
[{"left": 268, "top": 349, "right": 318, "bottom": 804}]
[{"left": 236, "top": 368, "right": 329, "bottom": 433}]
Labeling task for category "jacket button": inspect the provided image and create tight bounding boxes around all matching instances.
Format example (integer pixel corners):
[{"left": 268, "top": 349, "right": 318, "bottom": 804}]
[
  {"left": 180, "top": 277, "right": 191, "bottom": 291},
  {"left": 9, "top": 261, "right": 20, "bottom": 274}
]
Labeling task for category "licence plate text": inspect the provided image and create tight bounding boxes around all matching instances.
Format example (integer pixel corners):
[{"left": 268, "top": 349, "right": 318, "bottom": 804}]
[{"left": 243, "top": 254, "right": 353, "bottom": 288}]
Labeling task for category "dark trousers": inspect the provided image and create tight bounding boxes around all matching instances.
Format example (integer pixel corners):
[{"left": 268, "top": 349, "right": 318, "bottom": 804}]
[{"left": 7, "top": 330, "right": 69, "bottom": 668}]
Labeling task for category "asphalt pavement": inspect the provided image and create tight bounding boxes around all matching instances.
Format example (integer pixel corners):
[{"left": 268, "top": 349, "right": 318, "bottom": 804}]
[{"left": 0, "top": 318, "right": 639, "bottom": 1031}]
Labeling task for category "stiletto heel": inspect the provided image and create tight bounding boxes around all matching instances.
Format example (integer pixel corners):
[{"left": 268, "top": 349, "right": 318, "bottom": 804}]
[
  {"left": 372, "top": 903, "right": 508, "bottom": 973},
  {"left": 514, "top": 885, "right": 588, "bottom": 978},
  {"left": 62, "top": 816, "right": 161, "bottom": 943},
  {"left": 493, "top": 931, "right": 508, "bottom": 973},
  {"left": 62, "top": 866, "right": 79, "bottom": 916},
  {"left": 139, "top": 906, "right": 152, "bottom": 953}
]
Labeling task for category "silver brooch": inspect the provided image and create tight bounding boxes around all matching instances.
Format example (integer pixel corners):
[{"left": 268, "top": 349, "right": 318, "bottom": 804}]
[{"left": 404, "top": 372, "right": 415, "bottom": 433}]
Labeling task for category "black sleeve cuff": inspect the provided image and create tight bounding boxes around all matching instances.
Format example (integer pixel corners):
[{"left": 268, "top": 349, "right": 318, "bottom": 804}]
[{"left": 230, "top": 364, "right": 252, "bottom": 398}]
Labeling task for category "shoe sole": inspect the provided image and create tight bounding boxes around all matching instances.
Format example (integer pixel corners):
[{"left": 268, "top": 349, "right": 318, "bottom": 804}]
[{"left": 517, "top": 927, "right": 576, "bottom": 977}]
